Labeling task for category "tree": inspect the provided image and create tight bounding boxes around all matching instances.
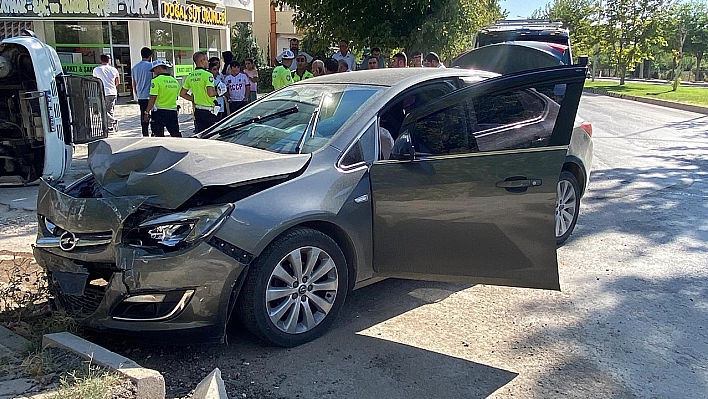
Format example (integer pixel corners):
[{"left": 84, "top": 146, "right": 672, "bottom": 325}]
[
  {"left": 602, "top": 0, "right": 669, "bottom": 85},
  {"left": 682, "top": 1, "right": 708, "bottom": 81},
  {"left": 231, "top": 22, "right": 266, "bottom": 67},
  {"left": 665, "top": 2, "right": 695, "bottom": 89},
  {"left": 274, "top": 0, "right": 505, "bottom": 61}
]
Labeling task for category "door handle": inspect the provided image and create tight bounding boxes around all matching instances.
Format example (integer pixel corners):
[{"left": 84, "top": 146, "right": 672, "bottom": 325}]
[{"left": 495, "top": 179, "right": 542, "bottom": 188}]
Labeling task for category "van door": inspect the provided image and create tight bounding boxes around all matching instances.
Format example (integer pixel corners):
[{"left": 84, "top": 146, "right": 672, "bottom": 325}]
[{"left": 65, "top": 76, "right": 108, "bottom": 144}]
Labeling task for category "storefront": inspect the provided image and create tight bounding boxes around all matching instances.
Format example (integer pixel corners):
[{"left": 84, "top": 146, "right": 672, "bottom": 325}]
[{"left": 0, "top": 0, "right": 253, "bottom": 96}]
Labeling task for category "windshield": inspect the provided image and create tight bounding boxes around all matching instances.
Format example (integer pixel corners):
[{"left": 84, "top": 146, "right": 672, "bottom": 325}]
[{"left": 206, "top": 84, "right": 384, "bottom": 154}]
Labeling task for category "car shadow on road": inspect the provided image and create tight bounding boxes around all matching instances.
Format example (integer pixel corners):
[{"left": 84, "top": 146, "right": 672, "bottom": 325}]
[{"left": 97, "top": 279, "right": 518, "bottom": 398}]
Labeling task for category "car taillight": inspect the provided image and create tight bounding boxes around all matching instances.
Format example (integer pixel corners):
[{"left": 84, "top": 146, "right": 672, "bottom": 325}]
[
  {"left": 548, "top": 43, "right": 569, "bottom": 53},
  {"left": 581, "top": 121, "right": 593, "bottom": 137}
]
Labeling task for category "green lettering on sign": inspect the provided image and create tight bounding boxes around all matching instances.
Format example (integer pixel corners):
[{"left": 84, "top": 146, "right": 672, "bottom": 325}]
[
  {"left": 63, "top": 63, "right": 99, "bottom": 76},
  {"left": 175, "top": 65, "right": 194, "bottom": 77}
]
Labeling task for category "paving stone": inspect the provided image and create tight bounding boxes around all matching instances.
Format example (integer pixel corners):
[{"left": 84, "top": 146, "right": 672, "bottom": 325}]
[
  {"left": 0, "top": 326, "right": 30, "bottom": 353},
  {"left": 0, "top": 378, "right": 35, "bottom": 398}
]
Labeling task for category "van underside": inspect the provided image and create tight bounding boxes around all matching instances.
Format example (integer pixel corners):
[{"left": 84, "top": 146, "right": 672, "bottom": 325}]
[{"left": 0, "top": 43, "right": 46, "bottom": 185}]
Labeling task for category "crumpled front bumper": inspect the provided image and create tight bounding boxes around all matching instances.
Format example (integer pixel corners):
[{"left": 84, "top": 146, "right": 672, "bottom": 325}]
[{"left": 34, "top": 179, "right": 250, "bottom": 342}]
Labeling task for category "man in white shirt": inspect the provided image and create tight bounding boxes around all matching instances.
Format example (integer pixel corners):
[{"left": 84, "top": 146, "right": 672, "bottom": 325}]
[
  {"left": 93, "top": 54, "right": 120, "bottom": 132},
  {"left": 275, "top": 38, "right": 313, "bottom": 71},
  {"left": 332, "top": 40, "right": 356, "bottom": 71},
  {"left": 424, "top": 52, "right": 446, "bottom": 68}
]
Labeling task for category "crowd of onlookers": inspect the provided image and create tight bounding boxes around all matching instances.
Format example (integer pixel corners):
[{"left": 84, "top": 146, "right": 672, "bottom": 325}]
[
  {"left": 89, "top": 39, "right": 444, "bottom": 138},
  {"left": 270, "top": 38, "right": 446, "bottom": 89}
]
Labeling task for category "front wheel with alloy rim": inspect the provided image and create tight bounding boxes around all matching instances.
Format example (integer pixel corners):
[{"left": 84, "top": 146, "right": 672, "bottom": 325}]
[
  {"left": 555, "top": 170, "right": 581, "bottom": 245},
  {"left": 237, "top": 228, "right": 348, "bottom": 347}
]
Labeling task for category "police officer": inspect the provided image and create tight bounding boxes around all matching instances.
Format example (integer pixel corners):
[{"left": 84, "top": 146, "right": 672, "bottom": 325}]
[
  {"left": 143, "top": 60, "right": 181, "bottom": 137},
  {"left": 272, "top": 50, "right": 295, "bottom": 90},
  {"left": 180, "top": 51, "right": 219, "bottom": 133},
  {"left": 291, "top": 54, "right": 314, "bottom": 82}
]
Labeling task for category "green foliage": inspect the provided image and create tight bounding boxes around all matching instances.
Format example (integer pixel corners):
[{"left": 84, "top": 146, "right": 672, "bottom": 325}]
[
  {"left": 602, "top": 0, "right": 669, "bottom": 84},
  {"left": 258, "top": 67, "right": 274, "bottom": 93},
  {"left": 275, "top": 0, "right": 505, "bottom": 61},
  {"left": 680, "top": 1, "right": 708, "bottom": 80},
  {"left": 231, "top": 22, "right": 267, "bottom": 67},
  {"left": 530, "top": 0, "right": 599, "bottom": 58}
]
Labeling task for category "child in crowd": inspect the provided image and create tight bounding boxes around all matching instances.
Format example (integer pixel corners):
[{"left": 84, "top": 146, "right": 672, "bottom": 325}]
[
  {"left": 208, "top": 60, "right": 228, "bottom": 119},
  {"left": 223, "top": 61, "right": 250, "bottom": 114}
]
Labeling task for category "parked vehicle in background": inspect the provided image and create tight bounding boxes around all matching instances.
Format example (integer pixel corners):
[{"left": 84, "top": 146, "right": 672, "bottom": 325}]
[
  {"left": 475, "top": 19, "right": 573, "bottom": 64},
  {"left": 0, "top": 30, "right": 107, "bottom": 186}
]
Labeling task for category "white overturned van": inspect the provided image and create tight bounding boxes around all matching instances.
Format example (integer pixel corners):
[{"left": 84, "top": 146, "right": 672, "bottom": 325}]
[{"left": 0, "top": 30, "right": 107, "bottom": 185}]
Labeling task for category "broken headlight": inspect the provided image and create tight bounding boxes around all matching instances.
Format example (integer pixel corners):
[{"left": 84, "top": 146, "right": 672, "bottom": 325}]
[{"left": 125, "top": 204, "right": 233, "bottom": 251}]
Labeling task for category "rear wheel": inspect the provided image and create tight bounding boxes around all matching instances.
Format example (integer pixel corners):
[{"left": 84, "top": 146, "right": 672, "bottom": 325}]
[
  {"left": 555, "top": 170, "right": 580, "bottom": 245},
  {"left": 237, "top": 228, "right": 348, "bottom": 347}
]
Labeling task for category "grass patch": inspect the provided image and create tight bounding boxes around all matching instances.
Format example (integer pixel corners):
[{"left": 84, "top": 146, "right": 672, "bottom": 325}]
[
  {"left": 584, "top": 81, "right": 708, "bottom": 107},
  {"left": 48, "top": 360, "right": 134, "bottom": 399}
]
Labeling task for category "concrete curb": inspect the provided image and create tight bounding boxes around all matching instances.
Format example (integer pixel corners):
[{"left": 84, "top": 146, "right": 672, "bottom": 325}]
[
  {"left": 0, "top": 325, "right": 30, "bottom": 354},
  {"left": 583, "top": 87, "right": 708, "bottom": 115},
  {"left": 42, "top": 332, "right": 165, "bottom": 399}
]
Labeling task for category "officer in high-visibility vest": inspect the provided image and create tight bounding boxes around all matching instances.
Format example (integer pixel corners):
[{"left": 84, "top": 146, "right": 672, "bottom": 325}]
[
  {"left": 291, "top": 54, "right": 314, "bottom": 82},
  {"left": 179, "top": 51, "right": 219, "bottom": 133},
  {"left": 143, "top": 60, "right": 181, "bottom": 137},
  {"left": 272, "top": 50, "right": 295, "bottom": 90}
]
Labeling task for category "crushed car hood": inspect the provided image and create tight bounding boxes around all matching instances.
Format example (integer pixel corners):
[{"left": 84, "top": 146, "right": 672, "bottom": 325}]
[{"left": 88, "top": 138, "right": 311, "bottom": 209}]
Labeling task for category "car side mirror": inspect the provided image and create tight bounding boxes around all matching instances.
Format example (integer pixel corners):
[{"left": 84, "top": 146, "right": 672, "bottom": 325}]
[{"left": 390, "top": 131, "right": 415, "bottom": 161}]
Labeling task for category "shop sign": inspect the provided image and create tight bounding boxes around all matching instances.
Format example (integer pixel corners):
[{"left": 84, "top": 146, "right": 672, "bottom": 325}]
[
  {"left": 0, "top": 0, "right": 159, "bottom": 18},
  {"left": 160, "top": 1, "right": 226, "bottom": 28},
  {"left": 175, "top": 64, "right": 194, "bottom": 77},
  {"left": 62, "top": 63, "right": 99, "bottom": 76}
]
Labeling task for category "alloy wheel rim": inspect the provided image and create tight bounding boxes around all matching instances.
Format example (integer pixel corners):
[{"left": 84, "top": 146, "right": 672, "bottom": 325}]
[
  {"left": 265, "top": 246, "right": 338, "bottom": 334},
  {"left": 555, "top": 179, "right": 577, "bottom": 238}
]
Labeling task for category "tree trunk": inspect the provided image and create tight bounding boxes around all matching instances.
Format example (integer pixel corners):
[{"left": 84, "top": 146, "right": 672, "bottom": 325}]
[
  {"left": 620, "top": 65, "right": 626, "bottom": 85},
  {"left": 673, "top": 31, "right": 687, "bottom": 91},
  {"left": 696, "top": 52, "right": 704, "bottom": 82}
]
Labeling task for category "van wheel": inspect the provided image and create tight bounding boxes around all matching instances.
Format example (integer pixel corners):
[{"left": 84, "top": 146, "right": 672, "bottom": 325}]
[{"left": 237, "top": 228, "right": 348, "bottom": 347}]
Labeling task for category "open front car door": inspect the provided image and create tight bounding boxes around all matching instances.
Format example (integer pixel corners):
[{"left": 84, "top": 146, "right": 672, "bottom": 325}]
[{"left": 370, "top": 66, "right": 586, "bottom": 290}]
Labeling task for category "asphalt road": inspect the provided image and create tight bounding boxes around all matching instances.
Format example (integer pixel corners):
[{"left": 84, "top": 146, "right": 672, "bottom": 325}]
[{"left": 2, "top": 94, "right": 707, "bottom": 398}]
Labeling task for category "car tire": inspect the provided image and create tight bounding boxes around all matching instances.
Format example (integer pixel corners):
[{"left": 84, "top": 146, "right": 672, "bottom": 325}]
[
  {"left": 237, "top": 227, "right": 348, "bottom": 347},
  {"left": 556, "top": 170, "right": 581, "bottom": 245}
]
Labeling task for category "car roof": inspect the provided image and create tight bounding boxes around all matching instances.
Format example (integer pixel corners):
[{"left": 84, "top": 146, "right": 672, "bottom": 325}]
[{"left": 300, "top": 68, "right": 499, "bottom": 89}]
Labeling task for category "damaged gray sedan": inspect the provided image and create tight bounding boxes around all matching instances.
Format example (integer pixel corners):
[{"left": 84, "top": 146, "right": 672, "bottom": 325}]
[{"left": 34, "top": 66, "right": 590, "bottom": 347}]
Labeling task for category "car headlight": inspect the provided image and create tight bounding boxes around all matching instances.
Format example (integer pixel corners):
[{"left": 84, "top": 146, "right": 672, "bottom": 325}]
[{"left": 125, "top": 204, "right": 233, "bottom": 250}]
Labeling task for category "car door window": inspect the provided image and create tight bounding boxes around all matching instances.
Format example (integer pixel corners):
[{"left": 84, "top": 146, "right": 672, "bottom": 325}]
[
  {"left": 380, "top": 83, "right": 454, "bottom": 140},
  {"left": 470, "top": 83, "right": 561, "bottom": 152},
  {"left": 410, "top": 103, "right": 476, "bottom": 156},
  {"left": 340, "top": 122, "right": 377, "bottom": 168}
]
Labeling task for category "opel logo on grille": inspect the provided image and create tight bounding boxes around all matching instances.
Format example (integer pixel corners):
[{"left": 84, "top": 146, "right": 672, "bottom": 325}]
[{"left": 59, "top": 231, "right": 78, "bottom": 251}]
